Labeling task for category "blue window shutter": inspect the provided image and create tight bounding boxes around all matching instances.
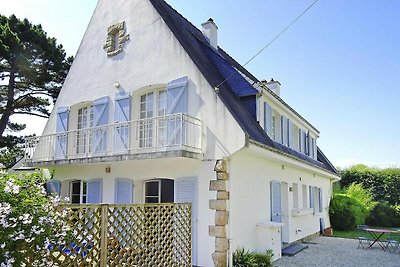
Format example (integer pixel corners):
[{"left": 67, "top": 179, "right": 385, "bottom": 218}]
[
  {"left": 271, "top": 181, "right": 282, "bottom": 223},
  {"left": 115, "top": 178, "right": 134, "bottom": 204},
  {"left": 167, "top": 76, "right": 188, "bottom": 114},
  {"left": 46, "top": 180, "right": 61, "bottom": 195},
  {"left": 263, "top": 102, "right": 272, "bottom": 137},
  {"left": 175, "top": 177, "right": 198, "bottom": 216},
  {"left": 280, "top": 116, "right": 288, "bottom": 146},
  {"left": 174, "top": 177, "right": 198, "bottom": 265},
  {"left": 55, "top": 107, "right": 69, "bottom": 158},
  {"left": 114, "top": 93, "right": 131, "bottom": 151},
  {"left": 114, "top": 93, "right": 131, "bottom": 122},
  {"left": 167, "top": 77, "right": 188, "bottom": 146},
  {"left": 319, "top": 187, "right": 323, "bottom": 212},
  {"left": 87, "top": 178, "right": 103, "bottom": 203},
  {"left": 309, "top": 185, "right": 314, "bottom": 209},
  {"left": 93, "top": 96, "right": 109, "bottom": 153}
]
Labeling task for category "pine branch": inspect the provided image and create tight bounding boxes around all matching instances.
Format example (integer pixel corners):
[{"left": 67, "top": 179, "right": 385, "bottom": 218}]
[{"left": 12, "top": 112, "right": 50, "bottom": 118}]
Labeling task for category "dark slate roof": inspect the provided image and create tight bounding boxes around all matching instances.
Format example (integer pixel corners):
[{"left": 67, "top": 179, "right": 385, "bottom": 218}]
[{"left": 149, "top": 0, "right": 338, "bottom": 175}]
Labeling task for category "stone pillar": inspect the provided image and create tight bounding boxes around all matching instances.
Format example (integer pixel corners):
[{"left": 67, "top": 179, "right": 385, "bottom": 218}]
[{"left": 209, "top": 159, "right": 229, "bottom": 267}]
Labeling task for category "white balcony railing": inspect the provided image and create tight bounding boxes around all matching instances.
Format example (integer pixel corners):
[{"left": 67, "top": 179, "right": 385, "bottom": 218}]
[{"left": 25, "top": 113, "right": 202, "bottom": 163}]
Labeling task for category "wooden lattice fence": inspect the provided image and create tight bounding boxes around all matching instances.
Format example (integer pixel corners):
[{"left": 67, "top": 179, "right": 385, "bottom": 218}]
[{"left": 44, "top": 203, "right": 191, "bottom": 266}]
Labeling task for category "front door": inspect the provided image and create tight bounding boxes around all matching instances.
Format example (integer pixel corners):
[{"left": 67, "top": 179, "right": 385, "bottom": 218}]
[{"left": 271, "top": 181, "right": 282, "bottom": 223}]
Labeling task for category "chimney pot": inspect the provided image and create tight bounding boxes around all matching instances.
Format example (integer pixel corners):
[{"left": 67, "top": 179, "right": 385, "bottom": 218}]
[
  {"left": 202, "top": 18, "right": 218, "bottom": 49},
  {"left": 261, "top": 79, "right": 281, "bottom": 96}
]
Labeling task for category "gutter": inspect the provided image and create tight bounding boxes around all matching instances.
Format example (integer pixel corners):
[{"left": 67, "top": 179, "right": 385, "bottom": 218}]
[{"left": 245, "top": 135, "right": 340, "bottom": 179}]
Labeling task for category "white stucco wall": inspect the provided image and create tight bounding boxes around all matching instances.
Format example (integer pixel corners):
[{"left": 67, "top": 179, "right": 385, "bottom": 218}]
[
  {"left": 227, "top": 147, "right": 334, "bottom": 258},
  {"left": 50, "top": 158, "right": 216, "bottom": 267},
  {"left": 42, "top": 0, "right": 245, "bottom": 160}
]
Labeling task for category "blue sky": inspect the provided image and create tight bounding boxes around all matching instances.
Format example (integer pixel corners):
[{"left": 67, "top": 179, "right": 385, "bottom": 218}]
[{"left": 2, "top": 0, "right": 400, "bottom": 168}]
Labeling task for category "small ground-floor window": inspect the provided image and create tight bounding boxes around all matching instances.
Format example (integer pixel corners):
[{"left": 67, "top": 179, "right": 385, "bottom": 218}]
[
  {"left": 144, "top": 179, "right": 174, "bottom": 203},
  {"left": 70, "top": 180, "right": 87, "bottom": 204}
]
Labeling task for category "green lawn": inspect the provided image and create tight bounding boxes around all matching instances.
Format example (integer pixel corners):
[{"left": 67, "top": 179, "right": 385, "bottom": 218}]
[{"left": 333, "top": 229, "right": 400, "bottom": 241}]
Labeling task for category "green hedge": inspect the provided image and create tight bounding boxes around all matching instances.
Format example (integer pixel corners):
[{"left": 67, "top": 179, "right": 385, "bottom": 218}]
[
  {"left": 340, "top": 165, "right": 400, "bottom": 206},
  {"left": 366, "top": 202, "right": 400, "bottom": 227}
]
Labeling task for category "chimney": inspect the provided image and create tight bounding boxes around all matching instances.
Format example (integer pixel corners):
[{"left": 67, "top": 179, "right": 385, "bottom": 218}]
[
  {"left": 202, "top": 18, "right": 218, "bottom": 49},
  {"left": 261, "top": 78, "right": 281, "bottom": 96}
]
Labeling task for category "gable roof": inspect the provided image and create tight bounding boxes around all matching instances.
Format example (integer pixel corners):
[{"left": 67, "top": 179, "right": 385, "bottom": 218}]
[{"left": 149, "top": 0, "right": 338, "bottom": 175}]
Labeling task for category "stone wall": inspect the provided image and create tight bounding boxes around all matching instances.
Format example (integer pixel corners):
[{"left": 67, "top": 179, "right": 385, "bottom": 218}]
[{"left": 209, "top": 159, "right": 229, "bottom": 267}]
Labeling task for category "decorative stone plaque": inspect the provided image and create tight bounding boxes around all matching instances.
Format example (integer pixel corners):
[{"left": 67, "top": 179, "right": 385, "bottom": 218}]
[{"left": 103, "top": 21, "right": 130, "bottom": 57}]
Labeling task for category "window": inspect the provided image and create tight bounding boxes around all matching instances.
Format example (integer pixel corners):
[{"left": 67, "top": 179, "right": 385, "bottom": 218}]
[
  {"left": 309, "top": 185, "right": 314, "bottom": 209},
  {"left": 70, "top": 180, "right": 87, "bottom": 204},
  {"left": 287, "top": 119, "right": 292, "bottom": 148},
  {"left": 292, "top": 183, "right": 299, "bottom": 209},
  {"left": 77, "top": 106, "right": 93, "bottom": 154},
  {"left": 302, "top": 184, "right": 308, "bottom": 208},
  {"left": 280, "top": 116, "right": 287, "bottom": 145},
  {"left": 139, "top": 89, "right": 167, "bottom": 148},
  {"left": 144, "top": 179, "right": 174, "bottom": 203}
]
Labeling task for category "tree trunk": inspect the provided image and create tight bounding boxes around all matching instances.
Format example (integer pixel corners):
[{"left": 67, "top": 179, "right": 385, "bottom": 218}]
[{"left": 0, "top": 69, "right": 15, "bottom": 137}]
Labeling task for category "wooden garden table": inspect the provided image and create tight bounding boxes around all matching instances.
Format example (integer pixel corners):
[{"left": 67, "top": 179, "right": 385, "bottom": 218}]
[{"left": 363, "top": 228, "right": 396, "bottom": 250}]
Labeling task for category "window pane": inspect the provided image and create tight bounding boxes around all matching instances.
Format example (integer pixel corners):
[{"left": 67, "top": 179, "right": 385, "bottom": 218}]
[
  {"left": 145, "top": 197, "right": 159, "bottom": 203},
  {"left": 71, "top": 195, "right": 80, "bottom": 204},
  {"left": 158, "top": 90, "right": 167, "bottom": 116},
  {"left": 72, "top": 182, "right": 80, "bottom": 194},
  {"left": 145, "top": 181, "right": 159, "bottom": 197},
  {"left": 161, "top": 179, "right": 174, "bottom": 203},
  {"left": 82, "top": 181, "right": 87, "bottom": 195}
]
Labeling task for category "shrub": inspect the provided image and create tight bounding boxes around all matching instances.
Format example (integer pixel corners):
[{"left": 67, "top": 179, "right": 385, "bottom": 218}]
[
  {"left": 329, "top": 194, "right": 357, "bottom": 230},
  {"left": 0, "top": 172, "right": 71, "bottom": 266},
  {"left": 233, "top": 248, "right": 273, "bottom": 267},
  {"left": 366, "top": 202, "right": 400, "bottom": 227},
  {"left": 253, "top": 250, "right": 273, "bottom": 267},
  {"left": 345, "top": 183, "right": 375, "bottom": 211},
  {"left": 233, "top": 248, "right": 256, "bottom": 267}
]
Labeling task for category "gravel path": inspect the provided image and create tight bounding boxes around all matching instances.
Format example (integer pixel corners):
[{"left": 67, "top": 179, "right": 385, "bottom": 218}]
[{"left": 273, "top": 237, "right": 400, "bottom": 267}]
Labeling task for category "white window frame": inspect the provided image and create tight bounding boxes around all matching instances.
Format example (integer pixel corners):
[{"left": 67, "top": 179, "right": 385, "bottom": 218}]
[
  {"left": 139, "top": 89, "right": 167, "bottom": 148},
  {"left": 143, "top": 178, "right": 175, "bottom": 203},
  {"left": 69, "top": 180, "right": 87, "bottom": 204},
  {"left": 144, "top": 179, "right": 162, "bottom": 203},
  {"left": 77, "top": 105, "right": 93, "bottom": 154}
]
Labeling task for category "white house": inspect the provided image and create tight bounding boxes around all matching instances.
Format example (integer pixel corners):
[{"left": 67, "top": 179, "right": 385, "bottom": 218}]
[{"left": 24, "top": 0, "right": 340, "bottom": 266}]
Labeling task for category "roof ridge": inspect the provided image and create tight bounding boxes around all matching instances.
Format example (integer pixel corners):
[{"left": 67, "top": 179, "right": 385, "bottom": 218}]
[{"left": 148, "top": 0, "right": 337, "bottom": 175}]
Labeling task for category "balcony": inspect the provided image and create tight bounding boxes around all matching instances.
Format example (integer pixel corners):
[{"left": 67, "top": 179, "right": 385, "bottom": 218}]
[{"left": 24, "top": 113, "right": 202, "bottom": 165}]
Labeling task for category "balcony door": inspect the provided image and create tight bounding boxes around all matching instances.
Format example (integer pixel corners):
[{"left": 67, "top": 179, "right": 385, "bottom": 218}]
[
  {"left": 76, "top": 106, "right": 93, "bottom": 154},
  {"left": 139, "top": 89, "right": 167, "bottom": 149}
]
